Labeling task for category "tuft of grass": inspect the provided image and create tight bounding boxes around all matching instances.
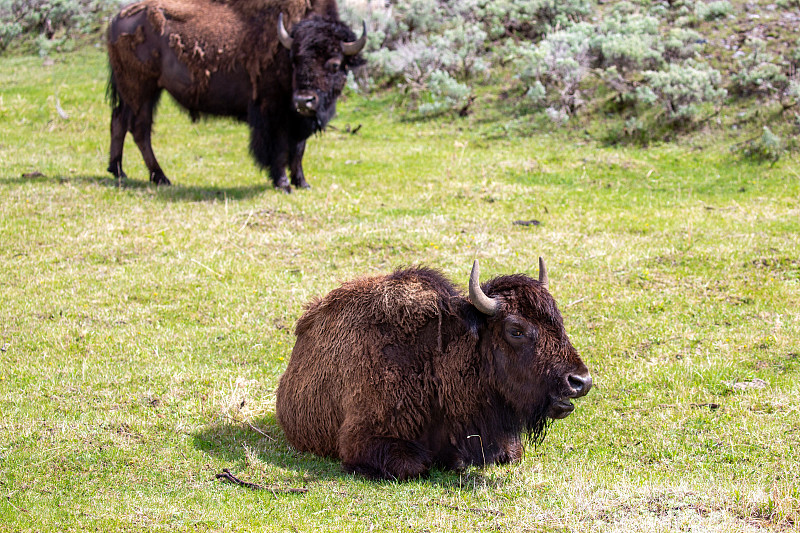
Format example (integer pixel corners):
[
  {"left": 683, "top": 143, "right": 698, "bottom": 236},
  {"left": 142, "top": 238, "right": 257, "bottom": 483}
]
[{"left": 1, "top": 48, "right": 799, "bottom": 532}]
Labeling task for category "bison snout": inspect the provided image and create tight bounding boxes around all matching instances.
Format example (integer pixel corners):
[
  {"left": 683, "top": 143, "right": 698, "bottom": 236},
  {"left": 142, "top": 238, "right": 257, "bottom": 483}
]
[
  {"left": 294, "top": 92, "right": 319, "bottom": 116},
  {"left": 567, "top": 372, "right": 592, "bottom": 398}
]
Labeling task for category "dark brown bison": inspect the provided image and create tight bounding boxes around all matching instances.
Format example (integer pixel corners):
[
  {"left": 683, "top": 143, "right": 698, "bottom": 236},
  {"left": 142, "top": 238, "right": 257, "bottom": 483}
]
[
  {"left": 276, "top": 259, "right": 592, "bottom": 480},
  {"left": 106, "top": 0, "right": 366, "bottom": 191}
]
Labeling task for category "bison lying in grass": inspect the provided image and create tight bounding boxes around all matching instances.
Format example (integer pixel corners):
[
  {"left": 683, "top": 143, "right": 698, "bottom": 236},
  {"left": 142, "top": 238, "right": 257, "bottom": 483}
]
[{"left": 276, "top": 259, "right": 592, "bottom": 480}]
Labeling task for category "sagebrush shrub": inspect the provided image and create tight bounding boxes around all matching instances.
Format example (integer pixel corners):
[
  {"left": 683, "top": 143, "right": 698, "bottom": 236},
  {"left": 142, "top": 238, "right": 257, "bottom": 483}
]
[
  {"left": 737, "top": 126, "right": 786, "bottom": 163},
  {"left": 343, "top": 0, "right": 487, "bottom": 114},
  {"left": 417, "top": 70, "right": 472, "bottom": 116},
  {"left": 731, "top": 38, "right": 789, "bottom": 97},
  {"left": 513, "top": 1, "right": 716, "bottom": 116},
  {"left": 0, "top": 0, "right": 122, "bottom": 53},
  {"left": 588, "top": 3, "right": 664, "bottom": 73},
  {"left": 638, "top": 60, "right": 726, "bottom": 120},
  {"left": 514, "top": 23, "right": 592, "bottom": 112},
  {"left": 475, "top": 0, "right": 592, "bottom": 40},
  {"left": 694, "top": 0, "right": 733, "bottom": 21},
  {"left": 663, "top": 27, "right": 704, "bottom": 61},
  {"left": 788, "top": 80, "right": 800, "bottom": 101}
]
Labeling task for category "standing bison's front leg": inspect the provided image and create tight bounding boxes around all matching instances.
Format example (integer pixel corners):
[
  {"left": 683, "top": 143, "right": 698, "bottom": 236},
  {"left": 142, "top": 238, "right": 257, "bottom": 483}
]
[
  {"left": 289, "top": 139, "right": 310, "bottom": 189},
  {"left": 248, "top": 104, "right": 292, "bottom": 193}
]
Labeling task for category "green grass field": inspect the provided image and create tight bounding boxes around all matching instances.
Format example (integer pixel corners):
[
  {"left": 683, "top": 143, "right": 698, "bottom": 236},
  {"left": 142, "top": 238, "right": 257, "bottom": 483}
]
[{"left": 1, "top": 48, "right": 799, "bottom": 532}]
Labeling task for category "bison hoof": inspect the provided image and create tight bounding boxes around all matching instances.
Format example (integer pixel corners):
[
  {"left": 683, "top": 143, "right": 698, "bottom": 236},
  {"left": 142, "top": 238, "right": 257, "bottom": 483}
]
[
  {"left": 107, "top": 163, "right": 127, "bottom": 180},
  {"left": 292, "top": 177, "right": 311, "bottom": 189},
  {"left": 150, "top": 171, "right": 171, "bottom": 186},
  {"left": 274, "top": 176, "right": 292, "bottom": 193}
]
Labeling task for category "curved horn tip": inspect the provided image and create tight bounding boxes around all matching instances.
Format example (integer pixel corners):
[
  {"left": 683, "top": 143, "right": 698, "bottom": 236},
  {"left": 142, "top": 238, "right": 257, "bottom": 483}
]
[
  {"left": 538, "top": 256, "right": 549, "bottom": 288},
  {"left": 278, "top": 13, "right": 293, "bottom": 50},
  {"left": 342, "top": 20, "right": 368, "bottom": 56},
  {"left": 469, "top": 259, "right": 499, "bottom": 317}
]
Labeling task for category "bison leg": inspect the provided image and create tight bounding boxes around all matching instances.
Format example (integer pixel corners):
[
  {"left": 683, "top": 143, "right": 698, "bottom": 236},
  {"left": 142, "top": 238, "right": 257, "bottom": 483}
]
[
  {"left": 289, "top": 139, "right": 310, "bottom": 189},
  {"left": 108, "top": 103, "right": 130, "bottom": 180},
  {"left": 270, "top": 160, "right": 291, "bottom": 193},
  {"left": 248, "top": 105, "right": 292, "bottom": 193},
  {"left": 129, "top": 100, "right": 170, "bottom": 186},
  {"left": 493, "top": 435, "right": 524, "bottom": 465},
  {"left": 341, "top": 437, "right": 432, "bottom": 481}
]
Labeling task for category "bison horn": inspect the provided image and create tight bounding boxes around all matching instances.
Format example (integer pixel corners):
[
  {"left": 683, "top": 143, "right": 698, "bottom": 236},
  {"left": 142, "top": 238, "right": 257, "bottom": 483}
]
[
  {"left": 469, "top": 260, "right": 499, "bottom": 317},
  {"left": 278, "top": 13, "right": 294, "bottom": 50},
  {"left": 538, "top": 256, "right": 549, "bottom": 288},
  {"left": 342, "top": 20, "right": 367, "bottom": 56}
]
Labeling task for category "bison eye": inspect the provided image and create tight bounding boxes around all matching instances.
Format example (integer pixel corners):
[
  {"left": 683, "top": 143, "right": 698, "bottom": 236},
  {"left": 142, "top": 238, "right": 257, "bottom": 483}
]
[
  {"left": 325, "top": 58, "right": 343, "bottom": 72},
  {"left": 505, "top": 321, "right": 526, "bottom": 340}
]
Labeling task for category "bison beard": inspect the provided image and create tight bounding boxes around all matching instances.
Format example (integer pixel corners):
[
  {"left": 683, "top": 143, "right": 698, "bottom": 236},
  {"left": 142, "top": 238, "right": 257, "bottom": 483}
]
[
  {"left": 276, "top": 261, "right": 592, "bottom": 480},
  {"left": 105, "top": 0, "right": 365, "bottom": 191}
]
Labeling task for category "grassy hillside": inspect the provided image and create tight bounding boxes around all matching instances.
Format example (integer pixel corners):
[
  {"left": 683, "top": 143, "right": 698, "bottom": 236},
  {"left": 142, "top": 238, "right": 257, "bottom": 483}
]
[{"left": 0, "top": 45, "right": 799, "bottom": 532}]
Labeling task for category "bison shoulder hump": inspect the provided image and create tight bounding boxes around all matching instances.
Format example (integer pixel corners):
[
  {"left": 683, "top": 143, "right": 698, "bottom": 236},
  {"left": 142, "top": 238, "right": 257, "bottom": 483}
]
[{"left": 296, "top": 268, "right": 459, "bottom": 337}]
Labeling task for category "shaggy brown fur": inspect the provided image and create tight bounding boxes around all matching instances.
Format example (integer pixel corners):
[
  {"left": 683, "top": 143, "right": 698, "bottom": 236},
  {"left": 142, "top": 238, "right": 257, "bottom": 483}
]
[
  {"left": 113, "top": 0, "right": 336, "bottom": 98},
  {"left": 276, "top": 263, "right": 592, "bottom": 480},
  {"left": 106, "top": 0, "right": 364, "bottom": 189}
]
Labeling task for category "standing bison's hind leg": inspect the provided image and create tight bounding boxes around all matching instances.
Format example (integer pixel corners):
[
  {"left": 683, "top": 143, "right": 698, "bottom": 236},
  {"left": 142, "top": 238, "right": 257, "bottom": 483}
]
[
  {"left": 107, "top": 70, "right": 129, "bottom": 180},
  {"left": 107, "top": 99, "right": 170, "bottom": 185}
]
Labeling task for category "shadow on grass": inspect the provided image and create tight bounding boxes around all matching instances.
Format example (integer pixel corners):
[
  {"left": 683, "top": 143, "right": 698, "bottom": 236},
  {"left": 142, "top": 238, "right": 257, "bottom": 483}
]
[
  {"left": 192, "top": 412, "right": 509, "bottom": 491},
  {"left": 5, "top": 172, "right": 275, "bottom": 202}
]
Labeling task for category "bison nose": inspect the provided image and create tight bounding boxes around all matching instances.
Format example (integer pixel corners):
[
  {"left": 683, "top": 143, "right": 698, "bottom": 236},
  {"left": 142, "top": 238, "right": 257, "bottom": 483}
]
[
  {"left": 294, "top": 92, "right": 319, "bottom": 114},
  {"left": 567, "top": 372, "right": 592, "bottom": 398}
]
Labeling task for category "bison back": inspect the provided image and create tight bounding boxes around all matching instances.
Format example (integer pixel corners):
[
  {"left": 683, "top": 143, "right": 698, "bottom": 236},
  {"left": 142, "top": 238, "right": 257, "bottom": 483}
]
[{"left": 276, "top": 268, "right": 462, "bottom": 458}]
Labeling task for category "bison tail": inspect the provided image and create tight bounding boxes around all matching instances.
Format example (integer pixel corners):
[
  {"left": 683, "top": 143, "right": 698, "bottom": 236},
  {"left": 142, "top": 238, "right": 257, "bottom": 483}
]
[{"left": 106, "top": 66, "right": 122, "bottom": 110}]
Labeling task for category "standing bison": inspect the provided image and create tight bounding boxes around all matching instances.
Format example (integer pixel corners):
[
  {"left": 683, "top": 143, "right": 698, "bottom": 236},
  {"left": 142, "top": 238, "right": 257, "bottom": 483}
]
[
  {"left": 276, "top": 259, "right": 592, "bottom": 480},
  {"left": 106, "top": 0, "right": 366, "bottom": 191}
]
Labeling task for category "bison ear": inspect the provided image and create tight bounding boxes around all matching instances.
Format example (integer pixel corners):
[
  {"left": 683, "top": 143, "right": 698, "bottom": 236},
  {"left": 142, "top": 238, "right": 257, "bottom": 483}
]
[
  {"left": 538, "top": 257, "right": 548, "bottom": 288},
  {"left": 278, "top": 13, "right": 294, "bottom": 50},
  {"left": 469, "top": 260, "right": 499, "bottom": 317}
]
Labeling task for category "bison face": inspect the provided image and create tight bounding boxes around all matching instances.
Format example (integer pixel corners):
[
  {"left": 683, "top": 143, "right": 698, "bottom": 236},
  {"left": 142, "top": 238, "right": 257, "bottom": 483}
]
[
  {"left": 278, "top": 15, "right": 367, "bottom": 126},
  {"left": 469, "top": 260, "right": 592, "bottom": 430},
  {"left": 498, "top": 312, "right": 591, "bottom": 421}
]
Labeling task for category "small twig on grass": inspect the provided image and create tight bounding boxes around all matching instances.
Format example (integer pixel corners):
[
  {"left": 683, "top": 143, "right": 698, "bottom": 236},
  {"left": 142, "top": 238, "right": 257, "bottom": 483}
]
[
  {"left": 5, "top": 495, "right": 28, "bottom": 514},
  {"left": 237, "top": 209, "right": 254, "bottom": 233},
  {"left": 55, "top": 92, "right": 69, "bottom": 120},
  {"left": 190, "top": 258, "right": 223, "bottom": 278},
  {"left": 244, "top": 419, "right": 276, "bottom": 441},
  {"left": 215, "top": 469, "right": 308, "bottom": 494},
  {"left": 217, "top": 411, "right": 276, "bottom": 442},
  {"left": 566, "top": 296, "right": 588, "bottom": 308}
]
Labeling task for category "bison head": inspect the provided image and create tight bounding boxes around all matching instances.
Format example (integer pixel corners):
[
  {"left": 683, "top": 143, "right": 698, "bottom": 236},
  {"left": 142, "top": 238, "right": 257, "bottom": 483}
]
[
  {"left": 469, "top": 259, "right": 592, "bottom": 439},
  {"left": 278, "top": 14, "right": 367, "bottom": 127}
]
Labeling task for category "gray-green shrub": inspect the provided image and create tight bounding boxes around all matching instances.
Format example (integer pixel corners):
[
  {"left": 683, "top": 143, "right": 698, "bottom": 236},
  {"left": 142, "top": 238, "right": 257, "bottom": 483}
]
[
  {"left": 588, "top": 2, "right": 663, "bottom": 73},
  {"left": 0, "top": 0, "right": 123, "bottom": 53},
  {"left": 475, "top": 0, "right": 592, "bottom": 40},
  {"left": 638, "top": 60, "right": 726, "bottom": 121},
  {"left": 694, "top": 0, "right": 733, "bottom": 22},
  {"left": 514, "top": 23, "right": 592, "bottom": 112},
  {"left": 737, "top": 126, "right": 786, "bottom": 163},
  {"left": 417, "top": 70, "right": 472, "bottom": 116},
  {"left": 731, "top": 38, "right": 789, "bottom": 97}
]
